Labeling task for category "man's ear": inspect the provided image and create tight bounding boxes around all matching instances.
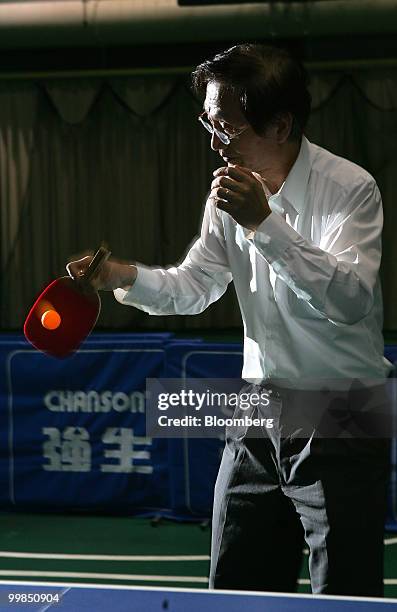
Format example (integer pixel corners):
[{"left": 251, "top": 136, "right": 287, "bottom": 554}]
[
  {"left": 261, "top": 112, "right": 293, "bottom": 143},
  {"left": 274, "top": 112, "right": 293, "bottom": 144}
]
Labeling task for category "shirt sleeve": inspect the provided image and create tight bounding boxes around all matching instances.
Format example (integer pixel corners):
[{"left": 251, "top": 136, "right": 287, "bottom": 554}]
[
  {"left": 113, "top": 199, "right": 232, "bottom": 315},
  {"left": 247, "top": 178, "right": 383, "bottom": 326}
]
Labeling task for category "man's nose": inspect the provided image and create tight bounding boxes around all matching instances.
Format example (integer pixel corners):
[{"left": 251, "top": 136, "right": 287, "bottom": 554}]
[{"left": 210, "top": 131, "right": 224, "bottom": 152}]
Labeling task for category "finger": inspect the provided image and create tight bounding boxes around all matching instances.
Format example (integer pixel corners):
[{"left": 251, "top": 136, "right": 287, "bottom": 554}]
[
  {"left": 66, "top": 256, "right": 92, "bottom": 279},
  {"left": 211, "top": 176, "right": 247, "bottom": 194},
  {"left": 66, "top": 262, "right": 81, "bottom": 279},
  {"left": 219, "top": 186, "right": 242, "bottom": 203},
  {"left": 209, "top": 190, "right": 224, "bottom": 204},
  {"left": 221, "top": 165, "right": 256, "bottom": 183},
  {"left": 209, "top": 187, "right": 239, "bottom": 208},
  {"left": 67, "top": 250, "right": 94, "bottom": 265},
  {"left": 209, "top": 186, "right": 225, "bottom": 199},
  {"left": 213, "top": 197, "right": 236, "bottom": 215},
  {"left": 231, "top": 164, "right": 255, "bottom": 177},
  {"left": 209, "top": 186, "right": 241, "bottom": 204},
  {"left": 212, "top": 166, "right": 228, "bottom": 178}
]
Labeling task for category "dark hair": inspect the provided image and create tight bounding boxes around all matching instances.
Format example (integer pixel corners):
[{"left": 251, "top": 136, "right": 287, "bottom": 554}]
[{"left": 192, "top": 44, "right": 311, "bottom": 141}]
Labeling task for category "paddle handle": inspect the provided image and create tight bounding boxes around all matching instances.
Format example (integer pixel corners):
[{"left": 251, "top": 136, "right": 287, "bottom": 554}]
[{"left": 84, "top": 246, "right": 111, "bottom": 284}]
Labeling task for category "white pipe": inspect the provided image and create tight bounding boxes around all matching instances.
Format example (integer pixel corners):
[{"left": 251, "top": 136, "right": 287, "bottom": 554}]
[{"left": 0, "top": 0, "right": 396, "bottom": 48}]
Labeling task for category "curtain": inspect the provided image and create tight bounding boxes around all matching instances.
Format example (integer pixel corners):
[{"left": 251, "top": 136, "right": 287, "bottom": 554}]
[{"left": 0, "top": 68, "right": 396, "bottom": 331}]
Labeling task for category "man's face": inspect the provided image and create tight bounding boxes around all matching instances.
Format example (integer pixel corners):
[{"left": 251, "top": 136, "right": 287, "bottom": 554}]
[{"left": 203, "top": 80, "right": 279, "bottom": 174}]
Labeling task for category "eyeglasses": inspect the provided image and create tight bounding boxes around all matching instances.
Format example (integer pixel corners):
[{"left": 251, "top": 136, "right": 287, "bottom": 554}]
[{"left": 198, "top": 112, "right": 249, "bottom": 145}]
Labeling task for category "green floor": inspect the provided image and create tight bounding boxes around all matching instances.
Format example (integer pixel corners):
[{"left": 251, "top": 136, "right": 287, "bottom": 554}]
[{"left": 0, "top": 513, "right": 396, "bottom": 597}]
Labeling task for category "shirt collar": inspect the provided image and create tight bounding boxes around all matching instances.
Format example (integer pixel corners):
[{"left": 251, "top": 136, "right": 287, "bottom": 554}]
[{"left": 275, "top": 135, "right": 312, "bottom": 214}]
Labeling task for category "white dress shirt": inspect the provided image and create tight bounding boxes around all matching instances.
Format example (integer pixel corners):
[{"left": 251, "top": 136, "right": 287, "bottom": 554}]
[{"left": 114, "top": 136, "right": 392, "bottom": 389}]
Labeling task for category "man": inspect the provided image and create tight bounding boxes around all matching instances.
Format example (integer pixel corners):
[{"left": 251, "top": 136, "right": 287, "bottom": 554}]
[{"left": 67, "top": 44, "right": 393, "bottom": 596}]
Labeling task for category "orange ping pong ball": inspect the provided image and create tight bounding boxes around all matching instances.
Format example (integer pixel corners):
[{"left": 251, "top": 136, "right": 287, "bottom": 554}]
[{"left": 41, "top": 309, "right": 61, "bottom": 330}]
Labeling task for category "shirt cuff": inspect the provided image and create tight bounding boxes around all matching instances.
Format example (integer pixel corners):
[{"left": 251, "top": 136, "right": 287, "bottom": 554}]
[
  {"left": 114, "top": 264, "right": 160, "bottom": 307},
  {"left": 245, "top": 212, "right": 301, "bottom": 266}
]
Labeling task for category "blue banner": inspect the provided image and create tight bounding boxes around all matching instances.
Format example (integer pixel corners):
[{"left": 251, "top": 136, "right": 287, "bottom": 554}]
[
  {"left": 5, "top": 340, "right": 169, "bottom": 513},
  {"left": 0, "top": 334, "right": 396, "bottom": 524}
]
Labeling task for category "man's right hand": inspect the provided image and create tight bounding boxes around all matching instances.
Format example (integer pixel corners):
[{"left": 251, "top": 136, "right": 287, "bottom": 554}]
[{"left": 66, "top": 253, "right": 137, "bottom": 291}]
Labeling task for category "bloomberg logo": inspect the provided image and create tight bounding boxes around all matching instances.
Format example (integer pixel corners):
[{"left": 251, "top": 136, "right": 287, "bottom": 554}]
[{"left": 44, "top": 390, "right": 145, "bottom": 413}]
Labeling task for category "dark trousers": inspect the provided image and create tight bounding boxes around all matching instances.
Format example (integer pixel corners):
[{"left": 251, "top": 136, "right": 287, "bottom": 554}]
[{"left": 209, "top": 383, "right": 392, "bottom": 596}]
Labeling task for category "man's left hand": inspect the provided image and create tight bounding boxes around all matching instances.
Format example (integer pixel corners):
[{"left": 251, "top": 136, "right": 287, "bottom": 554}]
[{"left": 210, "top": 165, "right": 272, "bottom": 231}]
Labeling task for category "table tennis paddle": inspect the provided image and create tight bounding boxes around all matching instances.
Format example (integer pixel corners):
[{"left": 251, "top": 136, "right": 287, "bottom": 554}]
[{"left": 24, "top": 246, "right": 111, "bottom": 358}]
